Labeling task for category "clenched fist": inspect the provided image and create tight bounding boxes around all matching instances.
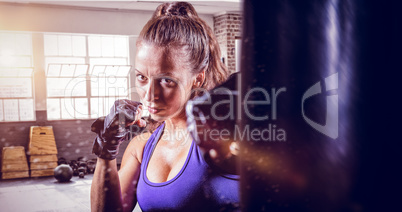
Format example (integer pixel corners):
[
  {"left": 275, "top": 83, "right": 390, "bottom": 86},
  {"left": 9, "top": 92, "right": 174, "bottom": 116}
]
[{"left": 91, "top": 99, "right": 146, "bottom": 160}]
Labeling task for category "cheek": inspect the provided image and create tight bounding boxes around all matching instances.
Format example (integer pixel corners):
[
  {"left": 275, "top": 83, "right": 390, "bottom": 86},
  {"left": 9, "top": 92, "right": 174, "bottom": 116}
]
[
  {"left": 164, "top": 86, "right": 190, "bottom": 107},
  {"left": 164, "top": 88, "right": 184, "bottom": 105},
  {"left": 135, "top": 85, "right": 147, "bottom": 101}
]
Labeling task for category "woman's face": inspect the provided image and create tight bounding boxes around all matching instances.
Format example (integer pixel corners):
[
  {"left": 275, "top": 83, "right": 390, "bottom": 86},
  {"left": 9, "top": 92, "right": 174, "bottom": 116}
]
[{"left": 134, "top": 44, "right": 196, "bottom": 121}]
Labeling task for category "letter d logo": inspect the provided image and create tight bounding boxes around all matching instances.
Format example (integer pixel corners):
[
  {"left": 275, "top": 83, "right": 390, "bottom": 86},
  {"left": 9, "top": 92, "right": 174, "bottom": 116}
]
[{"left": 302, "top": 73, "right": 338, "bottom": 139}]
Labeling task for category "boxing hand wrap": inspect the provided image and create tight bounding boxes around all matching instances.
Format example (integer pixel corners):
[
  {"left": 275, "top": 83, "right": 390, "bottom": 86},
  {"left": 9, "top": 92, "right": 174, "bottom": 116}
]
[
  {"left": 91, "top": 99, "right": 143, "bottom": 160},
  {"left": 186, "top": 73, "right": 240, "bottom": 174}
]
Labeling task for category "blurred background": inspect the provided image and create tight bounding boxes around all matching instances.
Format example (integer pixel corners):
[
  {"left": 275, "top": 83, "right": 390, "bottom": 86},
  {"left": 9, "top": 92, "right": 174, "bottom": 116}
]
[{"left": 0, "top": 0, "right": 242, "bottom": 164}]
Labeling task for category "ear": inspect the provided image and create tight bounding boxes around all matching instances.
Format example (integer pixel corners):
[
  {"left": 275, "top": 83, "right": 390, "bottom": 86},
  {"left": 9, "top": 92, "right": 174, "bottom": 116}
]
[{"left": 193, "top": 70, "right": 206, "bottom": 88}]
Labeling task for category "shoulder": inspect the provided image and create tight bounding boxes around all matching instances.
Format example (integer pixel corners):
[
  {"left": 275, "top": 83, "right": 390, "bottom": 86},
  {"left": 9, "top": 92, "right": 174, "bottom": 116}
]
[
  {"left": 121, "top": 121, "right": 164, "bottom": 165},
  {"left": 124, "top": 131, "right": 153, "bottom": 164}
]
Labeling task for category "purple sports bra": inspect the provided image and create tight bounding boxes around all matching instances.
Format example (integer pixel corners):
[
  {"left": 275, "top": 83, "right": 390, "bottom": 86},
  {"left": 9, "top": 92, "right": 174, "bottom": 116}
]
[{"left": 136, "top": 123, "right": 240, "bottom": 212}]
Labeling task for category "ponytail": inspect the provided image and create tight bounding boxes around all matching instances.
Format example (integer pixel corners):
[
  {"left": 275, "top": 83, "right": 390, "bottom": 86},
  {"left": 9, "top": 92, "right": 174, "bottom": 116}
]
[{"left": 138, "top": 1, "right": 229, "bottom": 90}]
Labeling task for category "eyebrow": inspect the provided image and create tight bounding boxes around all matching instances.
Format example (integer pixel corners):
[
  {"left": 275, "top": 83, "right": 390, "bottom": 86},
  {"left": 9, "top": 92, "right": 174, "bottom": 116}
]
[
  {"left": 134, "top": 69, "right": 144, "bottom": 75},
  {"left": 134, "top": 69, "right": 177, "bottom": 78}
]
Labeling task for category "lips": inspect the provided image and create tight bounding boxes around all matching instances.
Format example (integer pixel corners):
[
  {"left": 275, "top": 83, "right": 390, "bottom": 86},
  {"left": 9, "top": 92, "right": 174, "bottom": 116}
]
[{"left": 147, "top": 106, "right": 163, "bottom": 114}]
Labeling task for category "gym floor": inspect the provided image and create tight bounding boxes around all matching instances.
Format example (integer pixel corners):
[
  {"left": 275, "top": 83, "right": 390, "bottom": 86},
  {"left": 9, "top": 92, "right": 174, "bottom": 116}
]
[{"left": 0, "top": 174, "right": 142, "bottom": 212}]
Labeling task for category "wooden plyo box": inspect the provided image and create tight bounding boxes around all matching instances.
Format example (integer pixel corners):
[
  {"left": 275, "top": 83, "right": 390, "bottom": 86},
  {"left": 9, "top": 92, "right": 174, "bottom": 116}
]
[
  {"left": 28, "top": 126, "right": 58, "bottom": 155},
  {"left": 29, "top": 155, "right": 58, "bottom": 163},
  {"left": 28, "top": 126, "right": 58, "bottom": 177},
  {"left": 1, "top": 146, "right": 30, "bottom": 180}
]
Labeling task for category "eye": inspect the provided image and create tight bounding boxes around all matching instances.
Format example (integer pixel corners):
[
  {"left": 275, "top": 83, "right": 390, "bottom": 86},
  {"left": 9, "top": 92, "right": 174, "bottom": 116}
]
[
  {"left": 160, "top": 78, "right": 176, "bottom": 86},
  {"left": 136, "top": 74, "right": 147, "bottom": 82}
]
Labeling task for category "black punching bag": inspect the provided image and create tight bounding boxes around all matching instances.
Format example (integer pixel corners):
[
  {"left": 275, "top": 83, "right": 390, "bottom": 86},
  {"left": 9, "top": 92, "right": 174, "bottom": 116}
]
[{"left": 239, "top": 0, "right": 358, "bottom": 211}]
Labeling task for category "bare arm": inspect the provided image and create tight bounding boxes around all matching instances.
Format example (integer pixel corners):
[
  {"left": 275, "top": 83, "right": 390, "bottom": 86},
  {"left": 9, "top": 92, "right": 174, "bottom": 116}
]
[
  {"left": 90, "top": 99, "right": 147, "bottom": 211},
  {"left": 91, "top": 158, "right": 123, "bottom": 211},
  {"left": 118, "top": 137, "right": 144, "bottom": 211},
  {"left": 91, "top": 133, "right": 150, "bottom": 212}
]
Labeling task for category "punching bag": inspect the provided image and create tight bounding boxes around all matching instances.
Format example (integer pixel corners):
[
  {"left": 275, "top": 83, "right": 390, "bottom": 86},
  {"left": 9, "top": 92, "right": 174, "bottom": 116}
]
[
  {"left": 186, "top": 0, "right": 400, "bottom": 211},
  {"left": 239, "top": 0, "right": 357, "bottom": 211},
  {"left": 239, "top": 0, "right": 402, "bottom": 211}
]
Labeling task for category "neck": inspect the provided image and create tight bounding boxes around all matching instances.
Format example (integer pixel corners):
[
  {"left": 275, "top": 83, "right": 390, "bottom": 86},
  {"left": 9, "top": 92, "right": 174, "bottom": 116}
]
[
  {"left": 165, "top": 117, "right": 187, "bottom": 133},
  {"left": 163, "top": 109, "right": 188, "bottom": 129},
  {"left": 162, "top": 113, "right": 192, "bottom": 146}
]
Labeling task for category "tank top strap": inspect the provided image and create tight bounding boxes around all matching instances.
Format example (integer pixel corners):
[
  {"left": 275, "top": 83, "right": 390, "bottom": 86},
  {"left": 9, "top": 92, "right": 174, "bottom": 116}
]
[{"left": 141, "top": 122, "right": 165, "bottom": 167}]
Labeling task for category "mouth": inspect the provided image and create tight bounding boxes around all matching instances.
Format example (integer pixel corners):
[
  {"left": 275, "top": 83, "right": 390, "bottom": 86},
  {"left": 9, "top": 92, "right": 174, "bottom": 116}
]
[{"left": 147, "top": 106, "right": 163, "bottom": 114}]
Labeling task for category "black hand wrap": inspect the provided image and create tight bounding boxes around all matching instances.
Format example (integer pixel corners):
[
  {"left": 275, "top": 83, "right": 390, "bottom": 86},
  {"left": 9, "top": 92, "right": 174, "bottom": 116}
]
[
  {"left": 186, "top": 72, "right": 239, "bottom": 148},
  {"left": 91, "top": 99, "right": 142, "bottom": 160},
  {"left": 186, "top": 73, "right": 240, "bottom": 174}
]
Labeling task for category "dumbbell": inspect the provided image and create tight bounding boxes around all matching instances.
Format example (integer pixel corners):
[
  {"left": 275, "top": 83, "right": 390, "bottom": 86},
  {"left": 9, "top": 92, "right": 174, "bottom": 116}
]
[
  {"left": 78, "top": 160, "right": 88, "bottom": 178},
  {"left": 57, "top": 157, "right": 68, "bottom": 165},
  {"left": 69, "top": 160, "right": 79, "bottom": 176},
  {"left": 78, "top": 166, "right": 86, "bottom": 178},
  {"left": 86, "top": 159, "right": 97, "bottom": 174}
]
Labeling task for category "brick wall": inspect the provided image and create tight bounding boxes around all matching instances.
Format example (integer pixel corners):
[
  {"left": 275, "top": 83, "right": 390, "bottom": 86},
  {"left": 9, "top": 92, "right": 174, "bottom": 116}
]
[{"left": 214, "top": 13, "right": 242, "bottom": 73}]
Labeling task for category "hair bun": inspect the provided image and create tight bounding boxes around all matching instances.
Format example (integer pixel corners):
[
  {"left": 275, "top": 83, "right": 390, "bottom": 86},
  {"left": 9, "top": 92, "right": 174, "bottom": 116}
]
[{"left": 155, "top": 2, "right": 198, "bottom": 18}]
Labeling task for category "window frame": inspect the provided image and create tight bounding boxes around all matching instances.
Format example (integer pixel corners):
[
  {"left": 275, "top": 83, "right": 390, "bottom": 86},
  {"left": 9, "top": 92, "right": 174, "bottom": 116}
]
[{"left": 0, "top": 31, "right": 36, "bottom": 122}]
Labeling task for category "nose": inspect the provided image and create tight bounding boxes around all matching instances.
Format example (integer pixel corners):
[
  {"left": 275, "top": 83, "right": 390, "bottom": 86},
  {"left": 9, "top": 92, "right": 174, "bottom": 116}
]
[{"left": 144, "top": 78, "right": 160, "bottom": 102}]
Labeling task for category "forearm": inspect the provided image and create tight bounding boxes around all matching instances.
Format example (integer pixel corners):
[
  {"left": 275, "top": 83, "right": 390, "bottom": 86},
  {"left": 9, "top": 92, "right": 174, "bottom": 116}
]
[
  {"left": 91, "top": 158, "right": 123, "bottom": 212},
  {"left": 118, "top": 164, "right": 140, "bottom": 212},
  {"left": 90, "top": 99, "right": 144, "bottom": 212}
]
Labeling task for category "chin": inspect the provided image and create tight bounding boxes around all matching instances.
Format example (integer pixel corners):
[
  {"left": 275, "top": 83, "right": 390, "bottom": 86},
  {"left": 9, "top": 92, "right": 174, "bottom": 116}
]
[
  {"left": 151, "top": 109, "right": 185, "bottom": 122},
  {"left": 150, "top": 115, "right": 166, "bottom": 122}
]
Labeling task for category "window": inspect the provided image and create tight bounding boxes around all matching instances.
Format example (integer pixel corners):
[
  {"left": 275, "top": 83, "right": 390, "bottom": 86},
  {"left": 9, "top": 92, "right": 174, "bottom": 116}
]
[
  {"left": 44, "top": 33, "right": 131, "bottom": 120},
  {"left": 90, "top": 65, "right": 131, "bottom": 118},
  {"left": 0, "top": 31, "right": 35, "bottom": 122},
  {"left": 46, "top": 64, "right": 89, "bottom": 120}
]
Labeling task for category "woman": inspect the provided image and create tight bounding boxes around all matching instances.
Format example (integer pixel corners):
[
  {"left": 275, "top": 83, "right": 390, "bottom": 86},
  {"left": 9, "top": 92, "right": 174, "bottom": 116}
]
[{"left": 91, "top": 2, "right": 239, "bottom": 211}]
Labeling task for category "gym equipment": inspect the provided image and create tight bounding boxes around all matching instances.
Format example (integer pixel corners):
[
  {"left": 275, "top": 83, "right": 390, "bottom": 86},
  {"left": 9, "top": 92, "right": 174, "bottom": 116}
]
[
  {"left": 1, "top": 146, "right": 30, "bottom": 180},
  {"left": 238, "top": 0, "right": 361, "bottom": 211},
  {"left": 28, "top": 126, "right": 58, "bottom": 177},
  {"left": 69, "top": 160, "right": 79, "bottom": 176},
  {"left": 77, "top": 157, "right": 85, "bottom": 162},
  {"left": 86, "top": 159, "right": 97, "bottom": 174},
  {"left": 78, "top": 161, "right": 87, "bottom": 173},
  {"left": 57, "top": 157, "right": 67, "bottom": 165},
  {"left": 77, "top": 160, "right": 87, "bottom": 178},
  {"left": 78, "top": 166, "right": 86, "bottom": 178},
  {"left": 54, "top": 164, "right": 73, "bottom": 182}
]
